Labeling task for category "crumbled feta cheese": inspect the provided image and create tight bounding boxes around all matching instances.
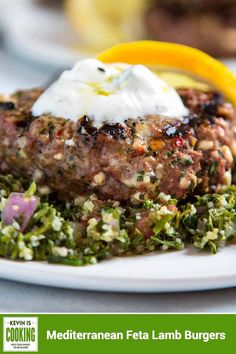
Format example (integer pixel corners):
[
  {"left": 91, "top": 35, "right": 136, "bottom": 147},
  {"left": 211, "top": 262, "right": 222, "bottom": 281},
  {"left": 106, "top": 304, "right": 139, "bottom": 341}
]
[
  {"left": 155, "top": 163, "right": 163, "bottom": 179},
  {"left": 87, "top": 218, "right": 99, "bottom": 239},
  {"left": 83, "top": 199, "right": 94, "bottom": 214},
  {"left": 53, "top": 247, "right": 68, "bottom": 257},
  {"left": 18, "top": 241, "right": 25, "bottom": 250},
  {"left": 180, "top": 176, "right": 191, "bottom": 189},
  {"left": 91, "top": 172, "right": 106, "bottom": 187},
  {"left": 0, "top": 189, "right": 7, "bottom": 197},
  {"left": 54, "top": 153, "right": 63, "bottom": 160},
  {"left": 38, "top": 185, "right": 51, "bottom": 195},
  {"left": 157, "top": 206, "right": 173, "bottom": 217},
  {"left": 52, "top": 216, "right": 62, "bottom": 231},
  {"left": 17, "top": 137, "right": 27, "bottom": 149},
  {"left": 189, "top": 204, "right": 197, "bottom": 215},
  {"left": 198, "top": 140, "right": 214, "bottom": 150},
  {"left": 158, "top": 192, "right": 171, "bottom": 202},
  {"left": 205, "top": 228, "right": 219, "bottom": 241},
  {"left": 222, "top": 170, "right": 232, "bottom": 186},
  {"left": 65, "top": 139, "right": 75, "bottom": 147},
  {"left": 19, "top": 247, "right": 33, "bottom": 261},
  {"left": 33, "top": 169, "right": 43, "bottom": 181},
  {"left": 30, "top": 235, "right": 42, "bottom": 247},
  {"left": 74, "top": 195, "right": 87, "bottom": 206},
  {"left": 12, "top": 220, "right": 20, "bottom": 230},
  {"left": 221, "top": 145, "right": 233, "bottom": 164}
]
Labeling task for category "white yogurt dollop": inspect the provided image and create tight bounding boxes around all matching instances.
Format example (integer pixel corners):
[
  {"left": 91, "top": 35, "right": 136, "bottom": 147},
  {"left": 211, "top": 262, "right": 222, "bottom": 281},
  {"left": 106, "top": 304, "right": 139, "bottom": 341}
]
[{"left": 32, "top": 59, "right": 188, "bottom": 127}]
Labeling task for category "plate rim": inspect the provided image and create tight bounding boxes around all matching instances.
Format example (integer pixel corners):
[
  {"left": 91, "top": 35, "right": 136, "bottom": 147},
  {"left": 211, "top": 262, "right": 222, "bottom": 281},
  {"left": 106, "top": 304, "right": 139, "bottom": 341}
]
[{"left": 1, "top": 246, "right": 236, "bottom": 293}]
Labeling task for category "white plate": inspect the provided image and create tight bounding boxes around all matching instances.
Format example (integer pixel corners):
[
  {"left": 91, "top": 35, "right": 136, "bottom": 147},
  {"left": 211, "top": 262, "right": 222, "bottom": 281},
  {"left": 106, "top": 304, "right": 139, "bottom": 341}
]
[
  {"left": 0, "top": 243, "right": 236, "bottom": 292},
  {"left": 3, "top": 0, "right": 236, "bottom": 72},
  {"left": 2, "top": 0, "right": 89, "bottom": 68}
]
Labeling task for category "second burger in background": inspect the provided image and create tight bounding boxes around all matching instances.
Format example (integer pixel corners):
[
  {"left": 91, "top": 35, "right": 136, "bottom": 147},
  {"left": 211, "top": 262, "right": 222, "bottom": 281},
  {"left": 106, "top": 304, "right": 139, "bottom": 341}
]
[
  {"left": 145, "top": 0, "right": 236, "bottom": 57},
  {"left": 65, "top": 0, "right": 236, "bottom": 57}
]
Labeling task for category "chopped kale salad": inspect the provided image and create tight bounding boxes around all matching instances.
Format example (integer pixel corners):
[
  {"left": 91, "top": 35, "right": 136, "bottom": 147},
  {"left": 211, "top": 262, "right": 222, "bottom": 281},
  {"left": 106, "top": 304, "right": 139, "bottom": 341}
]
[{"left": 0, "top": 174, "right": 235, "bottom": 266}]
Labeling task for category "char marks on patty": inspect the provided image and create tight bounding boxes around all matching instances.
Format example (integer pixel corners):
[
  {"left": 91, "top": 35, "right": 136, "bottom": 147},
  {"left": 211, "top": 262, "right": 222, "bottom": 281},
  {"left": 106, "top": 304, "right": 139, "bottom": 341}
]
[{"left": 0, "top": 87, "right": 235, "bottom": 202}]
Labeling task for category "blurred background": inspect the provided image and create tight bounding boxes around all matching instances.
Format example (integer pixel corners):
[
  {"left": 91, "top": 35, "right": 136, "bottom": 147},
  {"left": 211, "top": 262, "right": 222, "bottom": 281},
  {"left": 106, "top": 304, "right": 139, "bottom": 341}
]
[
  {"left": 1, "top": 0, "right": 236, "bottom": 313},
  {"left": 0, "top": 1, "right": 236, "bottom": 100}
]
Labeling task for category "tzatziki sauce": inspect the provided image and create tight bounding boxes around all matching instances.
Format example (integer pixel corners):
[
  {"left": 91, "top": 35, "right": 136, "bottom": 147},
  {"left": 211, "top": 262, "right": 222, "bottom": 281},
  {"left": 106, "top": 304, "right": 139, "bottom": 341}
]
[{"left": 32, "top": 59, "right": 188, "bottom": 127}]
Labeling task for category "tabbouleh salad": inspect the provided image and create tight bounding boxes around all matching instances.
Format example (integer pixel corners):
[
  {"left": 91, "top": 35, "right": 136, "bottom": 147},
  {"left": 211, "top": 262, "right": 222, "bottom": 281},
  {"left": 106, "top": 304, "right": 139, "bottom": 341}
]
[{"left": 0, "top": 173, "right": 236, "bottom": 266}]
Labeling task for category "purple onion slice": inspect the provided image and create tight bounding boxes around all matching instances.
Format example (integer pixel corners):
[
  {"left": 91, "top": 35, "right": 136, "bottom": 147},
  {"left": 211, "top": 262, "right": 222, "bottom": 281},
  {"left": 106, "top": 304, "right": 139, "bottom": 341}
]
[{"left": 2, "top": 193, "right": 39, "bottom": 231}]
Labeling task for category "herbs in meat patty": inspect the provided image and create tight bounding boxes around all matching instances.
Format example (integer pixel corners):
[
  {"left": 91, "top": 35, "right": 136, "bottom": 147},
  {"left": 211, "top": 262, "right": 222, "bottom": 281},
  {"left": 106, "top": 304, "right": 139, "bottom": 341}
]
[{"left": 0, "top": 88, "right": 235, "bottom": 203}]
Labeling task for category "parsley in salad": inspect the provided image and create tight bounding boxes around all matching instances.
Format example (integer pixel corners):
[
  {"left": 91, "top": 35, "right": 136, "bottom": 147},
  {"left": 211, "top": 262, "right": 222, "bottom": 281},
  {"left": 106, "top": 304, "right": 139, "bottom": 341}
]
[{"left": 0, "top": 174, "right": 235, "bottom": 266}]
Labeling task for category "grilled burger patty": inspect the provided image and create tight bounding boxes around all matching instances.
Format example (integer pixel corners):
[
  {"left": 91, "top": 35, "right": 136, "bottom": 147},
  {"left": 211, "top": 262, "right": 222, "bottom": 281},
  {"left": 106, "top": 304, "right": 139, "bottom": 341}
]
[
  {"left": 145, "top": 0, "right": 236, "bottom": 57},
  {"left": 0, "top": 88, "right": 236, "bottom": 203}
]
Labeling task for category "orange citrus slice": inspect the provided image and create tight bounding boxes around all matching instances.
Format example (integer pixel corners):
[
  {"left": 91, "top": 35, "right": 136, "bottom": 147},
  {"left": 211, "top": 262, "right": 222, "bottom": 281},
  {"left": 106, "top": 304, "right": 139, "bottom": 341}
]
[{"left": 97, "top": 41, "right": 236, "bottom": 107}]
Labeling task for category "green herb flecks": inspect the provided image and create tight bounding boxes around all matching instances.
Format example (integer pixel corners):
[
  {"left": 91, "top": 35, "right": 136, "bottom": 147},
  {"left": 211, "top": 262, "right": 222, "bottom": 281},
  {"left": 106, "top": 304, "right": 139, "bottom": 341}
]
[{"left": 0, "top": 174, "right": 236, "bottom": 266}]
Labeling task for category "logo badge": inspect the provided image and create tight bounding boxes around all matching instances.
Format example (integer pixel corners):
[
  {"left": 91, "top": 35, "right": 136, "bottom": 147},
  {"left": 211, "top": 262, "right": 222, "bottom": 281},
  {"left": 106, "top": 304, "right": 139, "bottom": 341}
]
[{"left": 3, "top": 317, "right": 38, "bottom": 352}]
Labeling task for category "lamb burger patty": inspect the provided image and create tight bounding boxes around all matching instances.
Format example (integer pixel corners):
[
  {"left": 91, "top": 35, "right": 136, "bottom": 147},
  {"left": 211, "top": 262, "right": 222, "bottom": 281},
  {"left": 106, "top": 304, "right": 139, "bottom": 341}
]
[{"left": 0, "top": 88, "right": 235, "bottom": 202}]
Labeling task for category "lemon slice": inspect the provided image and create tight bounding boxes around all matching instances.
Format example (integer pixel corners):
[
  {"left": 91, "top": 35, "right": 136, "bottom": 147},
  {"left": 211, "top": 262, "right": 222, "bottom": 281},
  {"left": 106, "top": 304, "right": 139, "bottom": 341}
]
[
  {"left": 97, "top": 41, "right": 236, "bottom": 106},
  {"left": 156, "top": 71, "right": 210, "bottom": 91}
]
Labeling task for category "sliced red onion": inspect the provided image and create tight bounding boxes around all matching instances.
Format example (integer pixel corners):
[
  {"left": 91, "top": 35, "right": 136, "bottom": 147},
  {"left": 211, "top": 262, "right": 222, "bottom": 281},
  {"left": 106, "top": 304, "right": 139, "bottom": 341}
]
[{"left": 2, "top": 193, "right": 39, "bottom": 231}]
